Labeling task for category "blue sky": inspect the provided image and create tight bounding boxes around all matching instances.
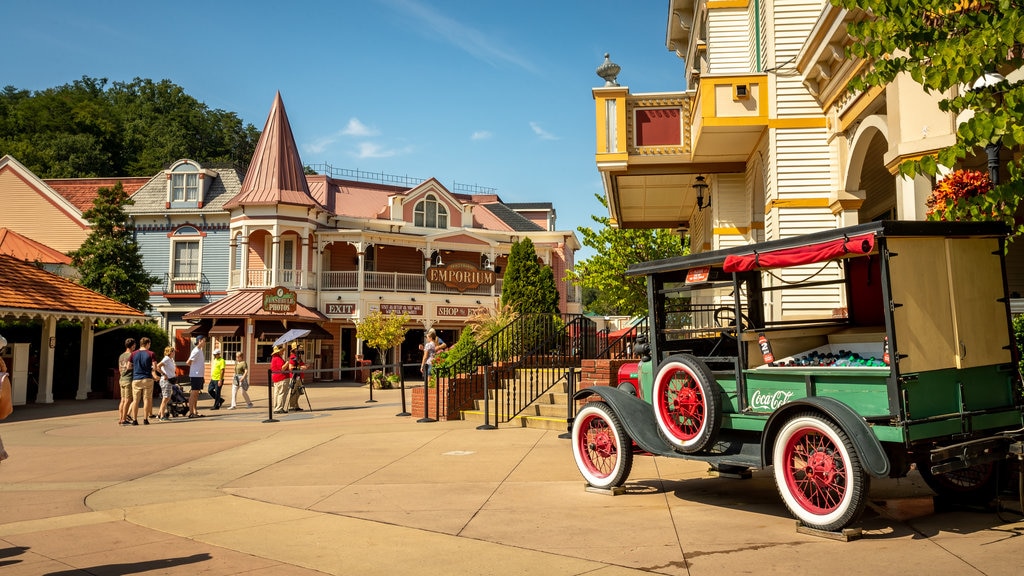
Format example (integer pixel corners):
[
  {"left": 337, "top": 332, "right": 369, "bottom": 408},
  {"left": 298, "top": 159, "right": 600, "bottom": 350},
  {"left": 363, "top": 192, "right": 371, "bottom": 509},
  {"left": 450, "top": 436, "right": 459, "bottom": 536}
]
[{"left": 3, "top": 0, "right": 683, "bottom": 259}]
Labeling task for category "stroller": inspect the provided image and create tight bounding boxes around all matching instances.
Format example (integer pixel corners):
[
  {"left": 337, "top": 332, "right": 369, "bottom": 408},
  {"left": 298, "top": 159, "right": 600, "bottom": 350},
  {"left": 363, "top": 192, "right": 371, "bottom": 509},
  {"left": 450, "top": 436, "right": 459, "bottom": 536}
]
[{"left": 167, "top": 381, "right": 190, "bottom": 418}]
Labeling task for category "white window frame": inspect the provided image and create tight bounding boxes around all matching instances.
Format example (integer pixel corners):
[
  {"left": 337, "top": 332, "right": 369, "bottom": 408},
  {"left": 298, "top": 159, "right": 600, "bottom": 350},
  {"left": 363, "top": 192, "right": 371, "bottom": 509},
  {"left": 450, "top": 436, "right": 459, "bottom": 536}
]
[
  {"left": 169, "top": 227, "right": 203, "bottom": 281},
  {"left": 169, "top": 161, "right": 201, "bottom": 203},
  {"left": 413, "top": 194, "right": 448, "bottom": 229}
]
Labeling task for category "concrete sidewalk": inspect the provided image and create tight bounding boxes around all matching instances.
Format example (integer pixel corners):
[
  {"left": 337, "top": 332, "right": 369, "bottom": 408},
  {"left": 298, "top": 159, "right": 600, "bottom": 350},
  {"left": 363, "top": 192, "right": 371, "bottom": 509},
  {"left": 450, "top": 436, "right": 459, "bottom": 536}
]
[{"left": 0, "top": 382, "right": 1021, "bottom": 575}]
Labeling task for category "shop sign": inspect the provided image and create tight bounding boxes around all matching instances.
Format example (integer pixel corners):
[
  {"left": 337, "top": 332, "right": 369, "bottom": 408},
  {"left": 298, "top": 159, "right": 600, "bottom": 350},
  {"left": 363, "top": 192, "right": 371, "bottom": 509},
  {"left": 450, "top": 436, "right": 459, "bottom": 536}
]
[
  {"left": 326, "top": 303, "right": 356, "bottom": 315},
  {"left": 437, "top": 305, "right": 474, "bottom": 317},
  {"left": 262, "top": 287, "right": 297, "bottom": 313},
  {"left": 427, "top": 262, "right": 495, "bottom": 292},
  {"left": 380, "top": 303, "right": 423, "bottom": 315}
]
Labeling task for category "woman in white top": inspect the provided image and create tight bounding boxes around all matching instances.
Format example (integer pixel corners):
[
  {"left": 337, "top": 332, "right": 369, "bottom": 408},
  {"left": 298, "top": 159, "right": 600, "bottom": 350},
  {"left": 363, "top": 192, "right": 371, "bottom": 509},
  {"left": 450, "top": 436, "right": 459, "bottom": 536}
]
[{"left": 156, "top": 347, "right": 176, "bottom": 421}]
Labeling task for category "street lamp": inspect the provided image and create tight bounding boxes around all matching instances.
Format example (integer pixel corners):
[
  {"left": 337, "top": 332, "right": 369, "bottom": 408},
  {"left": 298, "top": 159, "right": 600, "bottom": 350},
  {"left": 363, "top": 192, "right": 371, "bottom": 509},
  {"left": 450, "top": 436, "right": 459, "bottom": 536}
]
[
  {"left": 693, "top": 175, "right": 711, "bottom": 211},
  {"left": 972, "top": 72, "right": 1006, "bottom": 185}
]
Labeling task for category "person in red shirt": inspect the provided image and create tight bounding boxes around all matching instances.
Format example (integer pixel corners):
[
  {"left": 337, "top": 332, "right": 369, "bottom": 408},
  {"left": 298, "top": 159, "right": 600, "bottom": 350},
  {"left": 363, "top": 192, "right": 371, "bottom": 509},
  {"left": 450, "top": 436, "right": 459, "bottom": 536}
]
[{"left": 270, "top": 345, "right": 290, "bottom": 414}]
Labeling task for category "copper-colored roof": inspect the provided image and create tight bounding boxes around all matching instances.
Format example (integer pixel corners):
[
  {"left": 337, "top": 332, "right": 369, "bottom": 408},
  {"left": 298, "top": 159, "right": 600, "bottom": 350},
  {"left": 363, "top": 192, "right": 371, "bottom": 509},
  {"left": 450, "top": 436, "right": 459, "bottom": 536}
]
[
  {"left": 306, "top": 175, "right": 403, "bottom": 219},
  {"left": 223, "top": 92, "right": 320, "bottom": 209},
  {"left": 44, "top": 177, "right": 152, "bottom": 212},
  {"left": 0, "top": 228, "right": 72, "bottom": 264},
  {"left": 0, "top": 254, "right": 146, "bottom": 321},
  {"left": 183, "top": 290, "right": 327, "bottom": 321}
]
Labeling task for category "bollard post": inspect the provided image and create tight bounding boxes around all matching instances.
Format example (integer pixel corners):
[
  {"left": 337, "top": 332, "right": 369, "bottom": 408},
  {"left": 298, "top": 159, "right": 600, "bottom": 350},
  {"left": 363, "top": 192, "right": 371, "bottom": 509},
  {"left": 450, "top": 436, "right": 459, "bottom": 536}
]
[
  {"left": 397, "top": 365, "right": 410, "bottom": 416},
  {"left": 477, "top": 366, "right": 496, "bottom": 430},
  {"left": 558, "top": 368, "right": 576, "bottom": 439},
  {"left": 366, "top": 364, "right": 377, "bottom": 404},
  {"left": 262, "top": 368, "right": 278, "bottom": 423},
  {"left": 418, "top": 370, "right": 436, "bottom": 423}
]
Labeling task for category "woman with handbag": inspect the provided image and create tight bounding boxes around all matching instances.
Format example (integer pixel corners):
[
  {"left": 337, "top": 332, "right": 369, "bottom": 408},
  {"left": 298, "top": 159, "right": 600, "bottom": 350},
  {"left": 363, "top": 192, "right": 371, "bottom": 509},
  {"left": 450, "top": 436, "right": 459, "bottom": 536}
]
[{"left": 1, "top": 335, "right": 14, "bottom": 462}]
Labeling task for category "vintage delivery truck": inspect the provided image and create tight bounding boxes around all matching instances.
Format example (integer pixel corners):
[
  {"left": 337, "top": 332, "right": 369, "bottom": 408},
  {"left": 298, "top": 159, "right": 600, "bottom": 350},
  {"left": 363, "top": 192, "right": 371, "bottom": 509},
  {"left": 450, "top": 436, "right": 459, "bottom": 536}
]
[{"left": 571, "top": 220, "right": 1024, "bottom": 531}]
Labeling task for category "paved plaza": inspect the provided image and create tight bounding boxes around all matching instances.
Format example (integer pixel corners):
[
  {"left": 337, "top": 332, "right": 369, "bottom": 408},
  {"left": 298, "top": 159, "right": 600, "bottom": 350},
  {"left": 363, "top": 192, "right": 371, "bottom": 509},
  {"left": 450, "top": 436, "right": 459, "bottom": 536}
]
[{"left": 0, "top": 382, "right": 1021, "bottom": 575}]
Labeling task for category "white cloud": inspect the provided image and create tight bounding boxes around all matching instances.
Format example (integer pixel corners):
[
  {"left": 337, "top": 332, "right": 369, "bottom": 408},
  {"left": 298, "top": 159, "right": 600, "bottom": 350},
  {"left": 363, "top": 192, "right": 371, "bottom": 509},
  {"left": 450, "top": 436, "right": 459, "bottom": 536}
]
[
  {"left": 352, "top": 142, "right": 414, "bottom": 159},
  {"left": 343, "top": 118, "right": 377, "bottom": 137},
  {"left": 529, "top": 121, "right": 558, "bottom": 141},
  {"left": 304, "top": 135, "right": 336, "bottom": 155},
  {"left": 383, "top": 0, "right": 537, "bottom": 73},
  {"left": 471, "top": 130, "right": 492, "bottom": 141}
]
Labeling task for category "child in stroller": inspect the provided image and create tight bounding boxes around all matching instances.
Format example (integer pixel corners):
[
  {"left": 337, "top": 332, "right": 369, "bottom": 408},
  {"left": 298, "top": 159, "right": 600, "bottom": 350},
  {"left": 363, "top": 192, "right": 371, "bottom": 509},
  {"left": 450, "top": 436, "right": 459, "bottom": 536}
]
[{"left": 167, "top": 381, "right": 190, "bottom": 418}]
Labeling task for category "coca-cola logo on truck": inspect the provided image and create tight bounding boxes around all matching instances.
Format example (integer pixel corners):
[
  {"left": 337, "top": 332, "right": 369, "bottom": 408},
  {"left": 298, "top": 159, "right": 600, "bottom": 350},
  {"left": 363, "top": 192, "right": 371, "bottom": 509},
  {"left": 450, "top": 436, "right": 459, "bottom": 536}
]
[{"left": 750, "top": 390, "right": 794, "bottom": 411}]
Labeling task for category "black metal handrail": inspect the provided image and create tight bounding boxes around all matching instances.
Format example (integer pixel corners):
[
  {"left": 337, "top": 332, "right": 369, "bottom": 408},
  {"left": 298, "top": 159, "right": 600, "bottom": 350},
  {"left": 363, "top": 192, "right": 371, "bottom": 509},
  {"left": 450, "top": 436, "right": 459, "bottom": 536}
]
[
  {"left": 595, "top": 317, "right": 649, "bottom": 360},
  {"left": 433, "top": 313, "right": 595, "bottom": 424}
]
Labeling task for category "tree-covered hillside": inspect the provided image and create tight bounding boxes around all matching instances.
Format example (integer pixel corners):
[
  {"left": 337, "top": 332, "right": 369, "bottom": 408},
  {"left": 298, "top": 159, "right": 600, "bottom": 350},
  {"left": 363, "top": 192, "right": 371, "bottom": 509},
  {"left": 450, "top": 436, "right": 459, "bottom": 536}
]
[{"left": 0, "top": 76, "right": 260, "bottom": 177}]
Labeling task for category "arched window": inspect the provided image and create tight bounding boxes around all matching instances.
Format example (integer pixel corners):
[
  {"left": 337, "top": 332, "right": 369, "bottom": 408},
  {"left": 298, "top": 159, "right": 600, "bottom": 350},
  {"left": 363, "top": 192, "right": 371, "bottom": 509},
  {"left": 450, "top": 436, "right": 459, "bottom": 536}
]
[
  {"left": 170, "top": 226, "right": 202, "bottom": 281},
  {"left": 414, "top": 194, "right": 448, "bottom": 228},
  {"left": 169, "top": 161, "right": 200, "bottom": 203}
]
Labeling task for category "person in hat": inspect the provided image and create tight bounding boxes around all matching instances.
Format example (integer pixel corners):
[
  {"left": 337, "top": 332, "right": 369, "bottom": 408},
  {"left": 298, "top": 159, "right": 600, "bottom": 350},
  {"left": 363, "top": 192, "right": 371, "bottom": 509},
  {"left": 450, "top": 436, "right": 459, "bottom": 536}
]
[
  {"left": 208, "top": 348, "right": 225, "bottom": 410},
  {"left": 287, "top": 343, "right": 307, "bottom": 411},
  {"left": 270, "top": 344, "right": 290, "bottom": 414},
  {"left": 185, "top": 335, "right": 206, "bottom": 418}
]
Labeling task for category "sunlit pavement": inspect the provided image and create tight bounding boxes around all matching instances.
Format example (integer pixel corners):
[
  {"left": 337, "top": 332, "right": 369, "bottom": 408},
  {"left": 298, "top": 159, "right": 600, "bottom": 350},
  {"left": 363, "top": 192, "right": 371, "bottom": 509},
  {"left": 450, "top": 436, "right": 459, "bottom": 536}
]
[{"left": 0, "top": 382, "right": 1021, "bottom": 575}]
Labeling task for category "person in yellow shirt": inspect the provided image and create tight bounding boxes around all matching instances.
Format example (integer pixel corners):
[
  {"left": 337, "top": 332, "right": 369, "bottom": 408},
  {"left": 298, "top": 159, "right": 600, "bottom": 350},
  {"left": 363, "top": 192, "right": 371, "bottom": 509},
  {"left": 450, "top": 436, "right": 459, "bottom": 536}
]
[{"left": 209, "top": 349, "right": 226, "bottom": 410}]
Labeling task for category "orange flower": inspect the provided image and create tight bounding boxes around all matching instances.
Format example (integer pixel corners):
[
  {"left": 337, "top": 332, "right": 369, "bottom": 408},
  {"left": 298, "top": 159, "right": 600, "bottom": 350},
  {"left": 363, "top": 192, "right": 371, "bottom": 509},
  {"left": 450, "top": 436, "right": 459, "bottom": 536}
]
[{"left": 926, "top": 169, "right": 992, "bottom": 219}]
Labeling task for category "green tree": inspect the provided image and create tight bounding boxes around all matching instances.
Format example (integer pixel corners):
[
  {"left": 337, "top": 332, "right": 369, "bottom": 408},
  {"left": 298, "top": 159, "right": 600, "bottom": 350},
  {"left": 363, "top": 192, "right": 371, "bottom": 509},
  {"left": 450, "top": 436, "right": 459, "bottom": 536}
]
[
  {"left": 0, "top": 76, "right": 260, "bottom": 178},
  {"left": 837, "top": 0, "right": 1024, "bottom": 233},
  {"left": 500, "top": 237, "right": 560, "bottom": 314},
  {"left": 355, "top": 311, "right": 410, "bottom": 377},
  {"left": 567, "top": 194, "right": 688, "bottom": 316},
  {"left": 68, "top": 182, "right": 159, "bottom": 312}
]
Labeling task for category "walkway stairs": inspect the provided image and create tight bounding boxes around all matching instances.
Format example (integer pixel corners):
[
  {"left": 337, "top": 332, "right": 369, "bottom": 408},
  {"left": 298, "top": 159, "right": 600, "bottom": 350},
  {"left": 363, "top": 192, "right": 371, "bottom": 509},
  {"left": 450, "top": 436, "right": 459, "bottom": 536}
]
[{"left": 460, "top": 368, "right": 572, "bottom": 431}]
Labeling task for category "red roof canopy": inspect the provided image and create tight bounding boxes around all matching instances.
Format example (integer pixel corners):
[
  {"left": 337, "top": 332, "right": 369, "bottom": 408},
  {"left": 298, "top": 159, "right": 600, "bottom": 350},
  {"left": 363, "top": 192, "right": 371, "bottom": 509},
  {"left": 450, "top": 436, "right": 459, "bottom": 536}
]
[{"left": 722, "top": 233, "right": 875, "bottom": 273}]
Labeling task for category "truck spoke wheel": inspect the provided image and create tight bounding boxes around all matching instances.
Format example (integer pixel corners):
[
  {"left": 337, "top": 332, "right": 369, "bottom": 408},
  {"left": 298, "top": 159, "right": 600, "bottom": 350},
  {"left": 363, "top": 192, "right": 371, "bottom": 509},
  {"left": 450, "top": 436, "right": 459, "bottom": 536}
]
[
  {"left": 653, "top": 354, "right": 721, "bottom": 454},
  {"left": 773, "top": 412, "right": 868, "bottom": 531},
  {"left": 572, "top": 402, "right": 633, "bottom": 489}
]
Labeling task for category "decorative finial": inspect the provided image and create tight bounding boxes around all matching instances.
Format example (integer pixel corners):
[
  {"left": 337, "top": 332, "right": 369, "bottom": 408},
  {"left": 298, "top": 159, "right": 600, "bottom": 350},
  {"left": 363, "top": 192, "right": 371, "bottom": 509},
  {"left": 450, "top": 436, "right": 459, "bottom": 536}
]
[{"left": 596, "top": 53, "right": 621, "bottom": 87}]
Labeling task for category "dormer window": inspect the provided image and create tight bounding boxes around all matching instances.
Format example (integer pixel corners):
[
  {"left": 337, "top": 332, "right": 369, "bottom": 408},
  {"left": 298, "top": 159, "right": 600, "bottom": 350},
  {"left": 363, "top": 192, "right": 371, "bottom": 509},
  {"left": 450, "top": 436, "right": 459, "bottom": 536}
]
[
  {"left": 172, "top": 167, "right": 199, "bottom": 201},
  {"left": 166, "top": 160, "right": 211, "bottom": 208},
  {"left": 414, "top": 194, "right": 448, "bottom": 229}
]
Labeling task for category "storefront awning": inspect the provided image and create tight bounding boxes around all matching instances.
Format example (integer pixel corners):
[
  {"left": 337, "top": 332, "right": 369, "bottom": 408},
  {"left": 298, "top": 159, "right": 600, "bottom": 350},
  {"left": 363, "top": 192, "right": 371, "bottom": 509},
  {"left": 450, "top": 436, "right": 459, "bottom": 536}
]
[{"left": 208, "top": 323, "right": 241, "bottom": 337}]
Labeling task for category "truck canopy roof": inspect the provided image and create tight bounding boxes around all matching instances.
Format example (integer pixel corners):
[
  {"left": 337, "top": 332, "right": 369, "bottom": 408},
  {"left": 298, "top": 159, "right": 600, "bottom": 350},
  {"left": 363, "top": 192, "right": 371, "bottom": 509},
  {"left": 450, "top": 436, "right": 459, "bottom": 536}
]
[{"left": 627, "top": 220, "right": 1008, "bottom": 277}]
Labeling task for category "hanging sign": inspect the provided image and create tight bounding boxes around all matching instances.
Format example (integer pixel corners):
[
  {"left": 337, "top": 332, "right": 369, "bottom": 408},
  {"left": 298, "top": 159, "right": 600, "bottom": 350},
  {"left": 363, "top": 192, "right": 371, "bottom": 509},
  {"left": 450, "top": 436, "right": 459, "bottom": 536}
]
[
  {"left": 427, "top": 262, "right": 495, "bottom": 292},
  {"left": 262, "top": 287, "right": 297, "bottom": 313}
]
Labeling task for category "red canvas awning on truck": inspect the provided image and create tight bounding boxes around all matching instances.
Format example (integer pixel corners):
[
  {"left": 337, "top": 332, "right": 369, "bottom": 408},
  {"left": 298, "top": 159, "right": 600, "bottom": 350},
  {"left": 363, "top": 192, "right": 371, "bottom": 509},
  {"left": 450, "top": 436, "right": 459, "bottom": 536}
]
[{"left": 722, "top": 233, "right": 875, "bottom": 273}]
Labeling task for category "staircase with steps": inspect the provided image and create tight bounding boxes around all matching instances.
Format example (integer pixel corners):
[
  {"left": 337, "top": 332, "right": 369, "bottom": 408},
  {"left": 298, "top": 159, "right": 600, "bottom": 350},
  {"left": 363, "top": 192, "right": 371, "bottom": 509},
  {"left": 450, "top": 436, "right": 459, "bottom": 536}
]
[{"left": 460, "top": 368, "right": 573, "bottom": 431}]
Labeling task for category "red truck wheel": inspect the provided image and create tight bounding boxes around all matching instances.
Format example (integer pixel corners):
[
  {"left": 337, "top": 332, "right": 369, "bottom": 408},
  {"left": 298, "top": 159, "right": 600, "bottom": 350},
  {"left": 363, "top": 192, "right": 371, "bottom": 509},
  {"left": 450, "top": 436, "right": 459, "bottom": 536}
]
[
  {"left": 652, "top": 354, "right": 722, "bottom": 454},
  {"left": 572, "top": 402, "right": 633, "bottom": 489},
  {"left": 772, "top": 412, "right": 869, "bottom": 531}
]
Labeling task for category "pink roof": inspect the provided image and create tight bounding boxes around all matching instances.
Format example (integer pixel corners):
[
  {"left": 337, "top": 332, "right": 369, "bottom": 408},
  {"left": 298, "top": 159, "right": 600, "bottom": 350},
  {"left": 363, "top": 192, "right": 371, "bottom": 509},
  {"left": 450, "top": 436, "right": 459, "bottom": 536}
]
[
  {"left": 44, "top": 177, "right": 152, "bottom": 212},
  {"left": 0, "top": 227, "right": 72, "bottom": 264},
  {"left": 223, "top": 92, "right": 320, "bottom": 209},
  {"left": 306, "top": 175, "right": 405, "bottom": 219}
]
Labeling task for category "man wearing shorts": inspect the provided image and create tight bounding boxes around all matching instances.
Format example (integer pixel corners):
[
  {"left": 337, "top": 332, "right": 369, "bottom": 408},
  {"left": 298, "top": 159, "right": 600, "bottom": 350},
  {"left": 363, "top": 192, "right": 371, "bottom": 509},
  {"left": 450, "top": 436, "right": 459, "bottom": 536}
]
[
  {"left": 118, "top": 338, "right": 136, "bottom": 426},
  {"left": 186, "top": 335, "right": 206, "bottom": 418},
  {"left": 128, "top": 337, "right": 158, "bottom": 426}
]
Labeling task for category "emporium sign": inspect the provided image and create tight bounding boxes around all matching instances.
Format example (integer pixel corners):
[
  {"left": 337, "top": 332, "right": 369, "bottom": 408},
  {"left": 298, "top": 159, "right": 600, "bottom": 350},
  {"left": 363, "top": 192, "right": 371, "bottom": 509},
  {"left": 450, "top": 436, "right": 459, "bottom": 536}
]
[
  {"left": 262, "top": 287, "right": 297, "bottom": 313},
  {"left": 426, "top": 262, "right": 495, "bottom": 292}
]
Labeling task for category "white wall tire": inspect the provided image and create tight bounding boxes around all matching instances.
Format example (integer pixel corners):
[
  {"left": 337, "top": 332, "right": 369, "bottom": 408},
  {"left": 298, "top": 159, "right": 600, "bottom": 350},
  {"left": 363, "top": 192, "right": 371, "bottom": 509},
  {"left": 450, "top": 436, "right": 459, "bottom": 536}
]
[
  {"left": 772, "top": 412, "right": 869, "bottom": 531},
  {"left": 652, "top": 354, "right": 721, "bottom": 454},
  {"left": 572, "top": 402, "right": 633, "bottom": 489}
]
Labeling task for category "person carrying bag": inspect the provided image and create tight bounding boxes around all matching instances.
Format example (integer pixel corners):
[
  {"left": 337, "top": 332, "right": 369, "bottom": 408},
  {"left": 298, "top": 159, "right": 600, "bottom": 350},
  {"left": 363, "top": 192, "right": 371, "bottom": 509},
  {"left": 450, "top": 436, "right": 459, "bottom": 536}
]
[{"left": 1, "top": 335, "right": 13, "bottom": 462}]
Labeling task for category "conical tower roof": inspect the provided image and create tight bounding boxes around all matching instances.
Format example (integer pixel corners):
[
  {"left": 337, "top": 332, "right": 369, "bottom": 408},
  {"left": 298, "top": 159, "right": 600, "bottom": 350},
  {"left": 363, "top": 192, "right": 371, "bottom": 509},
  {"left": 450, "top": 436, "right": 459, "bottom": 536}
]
[{"left": 223, "top": 92, "right": 320, "bottom": 209}]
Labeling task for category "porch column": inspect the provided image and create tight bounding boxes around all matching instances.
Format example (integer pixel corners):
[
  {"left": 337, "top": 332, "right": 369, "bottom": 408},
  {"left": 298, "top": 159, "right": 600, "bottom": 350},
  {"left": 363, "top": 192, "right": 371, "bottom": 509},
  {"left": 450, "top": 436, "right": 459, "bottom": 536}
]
[
  {"left": 420, "top": 247, "right": 433, "bottom": 294},
  {"left": 271, "top": 233, "right": 281, "bottom": 287},
  {"left": 239, "top": 234, "right": 250, "bottom": 289},
  {"left": 355, "top": 242, "right": 366, "bottom": 292},
  {"left": 36, "top": 316, "right": 56, "bottom": 403},
  {"left": 76, "top": 320, "right": 95, "bottom": 400},
  {"left": 301, "top": 234, "right": 311, "bottom": 289}
]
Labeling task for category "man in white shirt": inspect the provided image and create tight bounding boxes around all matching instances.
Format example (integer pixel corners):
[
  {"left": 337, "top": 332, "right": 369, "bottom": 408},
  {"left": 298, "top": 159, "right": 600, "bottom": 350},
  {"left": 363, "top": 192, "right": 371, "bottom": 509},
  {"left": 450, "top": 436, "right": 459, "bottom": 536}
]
[{"left": 185, "top": 335, "right": 206, "bottom": 418}]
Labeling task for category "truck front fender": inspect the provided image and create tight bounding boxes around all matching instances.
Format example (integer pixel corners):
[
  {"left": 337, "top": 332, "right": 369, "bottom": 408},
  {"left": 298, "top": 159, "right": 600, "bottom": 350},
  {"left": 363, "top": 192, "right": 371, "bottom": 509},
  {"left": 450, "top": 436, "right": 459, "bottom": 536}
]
[
  {"left": 760, "top": 396, "right": 891, "bottom": 478},
  {"left": 573, "top": 386, "right": 678, "bottom": 457}
]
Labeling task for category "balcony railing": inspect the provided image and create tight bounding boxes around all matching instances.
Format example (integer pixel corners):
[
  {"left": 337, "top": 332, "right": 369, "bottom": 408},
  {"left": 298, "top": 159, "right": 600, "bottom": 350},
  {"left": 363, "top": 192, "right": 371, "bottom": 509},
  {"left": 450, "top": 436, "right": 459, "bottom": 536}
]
[
  {"left": 232, "top": 269, "right": 503, "bottom": 296},
  {"left": 162, "top": 273, "right": 209, "bottom": 296}
]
